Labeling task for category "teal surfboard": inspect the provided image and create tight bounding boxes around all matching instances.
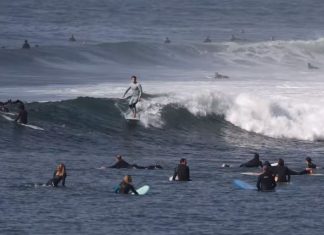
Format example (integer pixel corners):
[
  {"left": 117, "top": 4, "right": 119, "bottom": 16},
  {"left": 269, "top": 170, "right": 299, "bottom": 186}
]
[{"left": 233, "top": 179, "right": 255, "bottom": 190}]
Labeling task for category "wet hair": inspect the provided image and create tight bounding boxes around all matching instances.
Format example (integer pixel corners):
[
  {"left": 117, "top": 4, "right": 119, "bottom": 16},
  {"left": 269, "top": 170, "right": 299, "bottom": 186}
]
[
  {"left": 254, "top": 153, "right": 259, "bottom": 159},
  {"left": 56, "top": 163, "right": 66, "bottom": 176},
  {"left": 180, "top": 158, "right": 186, "bottom": 164},
  {"left": 123, "top": 175, "right": 132, "bottom": 183},
  {"left": 263, "top": 161, "right": 271, "bottom": 167},
  {"left": 278, "top": 158, "right": 284, "bottom": 166},
  {"left": 305, "top": 157, "right": 312, "bottom": 163},
  {"left": 263, "top": 165, "right": 269, "bottom": 172},
  {"left": 131, "top": 75, "right": 137, "bottom": 80}
]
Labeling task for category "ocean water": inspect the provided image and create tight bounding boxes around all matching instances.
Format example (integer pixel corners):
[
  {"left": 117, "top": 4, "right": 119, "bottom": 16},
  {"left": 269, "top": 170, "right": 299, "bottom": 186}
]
[{"left": 1, "top": 0, "right": 324, "bottom": 234}]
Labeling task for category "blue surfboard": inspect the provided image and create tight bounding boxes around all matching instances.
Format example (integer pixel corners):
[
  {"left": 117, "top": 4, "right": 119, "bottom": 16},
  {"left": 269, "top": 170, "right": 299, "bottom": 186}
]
[{"left": 233, "top": 179, "right": 255, "bottom": 190}]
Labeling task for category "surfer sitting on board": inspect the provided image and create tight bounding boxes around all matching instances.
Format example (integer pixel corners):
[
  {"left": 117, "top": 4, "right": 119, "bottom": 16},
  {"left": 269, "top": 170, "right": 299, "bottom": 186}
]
[
  {"left": 110, "top": 155, "right": 163, "bottom": 170},
  {"left": 11, "top": 100, "right": 28, "bottom": 124},
  {"left": 172, "top": 158, "right": 190, "bottom": 181},
  {"left": 273, "top": 158, "right": 291, "bottom": 183},
  {"left": 300, "top": 157, "right": 317, "bottom": 175},
  {"left": 122, "top": 75, "right": 143, "bottom": 118},
  {"left": 257, "top": 165, "right": 276, "bottom": 192},
  {"left": 240, "top": 153, "right": 263, "bottom": 168},
  {"left": 115, "top": 175, "right": 138, "bottom": 195},
  {"left": 46, "top": 163, "right": 67, "bottom": 187}
]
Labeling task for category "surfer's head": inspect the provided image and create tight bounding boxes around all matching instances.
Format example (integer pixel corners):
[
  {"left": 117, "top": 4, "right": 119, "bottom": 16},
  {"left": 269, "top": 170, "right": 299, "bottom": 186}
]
[
  {"left": 116, "top": 155, "right": 122, "bottom": 161},
  {"left": 180, "top": 158, "right": 187, "bottom": 165},
  {"left": 254, "top": 153, "right": 259, "bottom": 159},
  {"left": 305, "top": 157, "right": 312, "bottom": 163},
  {"left": 262, "top": 165, "right": 269, "bottom": 172},
  {"left": 123, "top": 175, "right": 132, "bottom": 183},
  {"left": 278, "top": 158, "right": 284, "bottom": 166},
  {"left": 263, "top": 161, "right": 271, "bottom": 167},
  {"left": 131, "top": 75, "right": 137, "bottom": 83}
]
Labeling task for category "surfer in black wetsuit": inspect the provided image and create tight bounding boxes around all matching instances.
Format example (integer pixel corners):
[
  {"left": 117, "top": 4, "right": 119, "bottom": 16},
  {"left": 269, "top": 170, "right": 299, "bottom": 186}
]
[
  {"left": 69, "top": 34, "right": 76, "bottom": 42},
  {"left": 257, "top": 165, "right": 276, "bottom": 192},
  {"left": 240, "top": 153, "right": 263, "bottom": 168},
  {"left": 300, "top": 157, "right": 317, "bottom": 175},
  {"left": 164, "top": 37, "right": 171, "bottom": 44},
  {"left": 273, "top": 158, "right": 291, "bottom": 183},
  {"left": 46, "top": 163, "right": 67, "bottom": 187},
  {"left": 172, "top": 158, "right": 190, "bottom": 181},
  {"left": 12, "top": 100, "right": 28, "bottom": 124},
  {"left": 22, "top": 40, "right": 30, "bottom": 49},
  {"left": 116, "top": 175, "right": 138, "bottom": 195},
  {"left": 110, "top": 155, "right": 162, "bottom": 170}
]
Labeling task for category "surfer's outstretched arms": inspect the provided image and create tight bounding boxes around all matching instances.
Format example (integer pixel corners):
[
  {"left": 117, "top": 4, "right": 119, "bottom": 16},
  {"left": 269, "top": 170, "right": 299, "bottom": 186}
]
[
  {"left": 115, "top": 175, "right": 138, "bottom": 195},
  {"left": 122, "top": 75, "right": 143, "bottom": 118},
  {"left": 257, "top": 165, "right": 276, "bottom": 192},
  {"left": 173, "top": 158, "right": 190, "bottom": 181},
  {"left": 46, "top": 163, "right": 67, "bottom": 187}
]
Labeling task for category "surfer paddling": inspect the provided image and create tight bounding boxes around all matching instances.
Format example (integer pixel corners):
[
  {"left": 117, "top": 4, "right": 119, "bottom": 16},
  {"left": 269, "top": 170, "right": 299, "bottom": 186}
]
[{"left": 122, "top": 75, "right": 143, "bottom": 118}]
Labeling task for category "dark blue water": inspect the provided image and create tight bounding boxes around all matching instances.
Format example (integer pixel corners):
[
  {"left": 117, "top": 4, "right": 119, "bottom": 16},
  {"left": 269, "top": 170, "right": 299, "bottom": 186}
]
[{"left": 1, "top": 0, "right": 324, "bottom": 234}]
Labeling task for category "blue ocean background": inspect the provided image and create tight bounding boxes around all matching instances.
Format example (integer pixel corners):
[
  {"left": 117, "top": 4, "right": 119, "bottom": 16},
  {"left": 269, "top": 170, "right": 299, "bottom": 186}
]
[{"left": 1, "top": 0, "right": 324, "bottom": 234}]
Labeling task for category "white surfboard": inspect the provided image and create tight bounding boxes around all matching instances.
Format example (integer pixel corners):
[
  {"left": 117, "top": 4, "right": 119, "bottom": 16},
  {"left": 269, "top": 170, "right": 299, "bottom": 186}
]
[
  {"left": 132, "top": 185, "right": 150, "bottom": 195},
  {"left": 1, "top": 115, "right": 44, "bottom": 131},
  {"left": 0, "top": 111, "right": 16, "bottom": 116},
  {"left": 241, "top": 172, "right": 261, "bottom": 176},
  {"left": 124, "top": 112, "right": 140, "bottom": 121},
  {"left": 169, "top": 175, "right": 179, "bottom": 181}
]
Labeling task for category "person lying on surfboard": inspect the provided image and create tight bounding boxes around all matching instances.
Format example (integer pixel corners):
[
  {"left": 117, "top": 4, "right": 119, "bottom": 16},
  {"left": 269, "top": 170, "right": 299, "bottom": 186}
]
[
  {"left": 46, "top": 163, "right": 67, "bottom": 187},
  {"left": 257, "top": 165, "right": 276, "bottom": 192},
  {"left": 115, "top": 175, "right": 138, "bottom": 195},
  {"left": 122, "top": 75, "right": 143, "bottom": 118},
  {"left": 240, "top": 153, "right": 263, "bottom": 168},
  {"left": 110, "top": 155, "right": 163, "bottom": 170}
]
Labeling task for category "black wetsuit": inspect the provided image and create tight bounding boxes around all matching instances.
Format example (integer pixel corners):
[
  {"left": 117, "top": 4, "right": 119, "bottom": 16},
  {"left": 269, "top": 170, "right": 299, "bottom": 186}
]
[
  {"left": 117, "top": 182, "right": 138, "bottom": 194},
  {"left": 173, "top": 164, "right": 190, "bottom": 181},
  {"left": 257, "top": 172, "right": 276, "bottom": 191},
  {"left": 273, "top": 166, "right": 291, "bottom": 182},
  {"left": 46, "top": 171, "right": 67, "bottom": 187},
  {"left": 110, "top": 160, "right": 162, "bottom": 170},
  {"left": 16, "top": 110, "right": 28, "bottom": 124},
  {"left": 22, "top": 42, "right": 30, "bottom": 49},
  {"left": 240, "top": 158, "right": 263, "bottom": 168}
]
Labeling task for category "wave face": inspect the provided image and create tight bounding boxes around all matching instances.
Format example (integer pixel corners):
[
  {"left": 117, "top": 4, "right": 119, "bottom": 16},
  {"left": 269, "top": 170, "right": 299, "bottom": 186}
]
[{"left": 3, "top": 89, "right": 324, "bottom": 142}]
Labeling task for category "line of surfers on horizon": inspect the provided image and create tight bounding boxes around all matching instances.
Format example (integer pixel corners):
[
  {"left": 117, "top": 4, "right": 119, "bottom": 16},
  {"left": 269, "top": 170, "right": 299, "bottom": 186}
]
[{"left": 30, "top": 152, "right": 318, "bottom": 195}]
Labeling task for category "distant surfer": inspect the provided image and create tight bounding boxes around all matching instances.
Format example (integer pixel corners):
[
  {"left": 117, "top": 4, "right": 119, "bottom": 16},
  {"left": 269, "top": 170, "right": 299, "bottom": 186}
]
[
  {"left": 164, "top": 37, "right": 171, "bottom": 44},
  {"left": 240, "top": 153, "right": 263, "bottom": 168},
  {"left": 307, "top": 62, "right": 319, "bottom": 70},
  {"left": 215, "top": 72, "right": 229, "bottom": 79},
  {"left": 12, "top": 100, "right": 28, "bottom": 124},
  {"left": 230, "top": 34, "right": 237, "bottom": 42},
  {"left": 204, "top": 36, "right": 212, "bottom": 43},
  {"left": 110, "top": 155, "right": 162, "bottom": 169},
  {"left": 257, "top": 165, "right": 276, "bottom": 192},
  {"left": 300, "top": 157, "right": 317, "bottom": 175},
  {"left": 46, "top": 163, "right": 67, "bottom": 187},
  {"left": 22, "top": 40, "right": 30, "bottom": 49},
  {"left": 69, "top": 34, "right": 76, "bottom": 42},
  {"left": 172, "top": 158, "right": 190, "bottom": 181},
  {"left": 122, "top": 75, "right": 143, "bottom": 118},
  {"left": 115, "top": 175, "right": 138, "bottom": 195}
]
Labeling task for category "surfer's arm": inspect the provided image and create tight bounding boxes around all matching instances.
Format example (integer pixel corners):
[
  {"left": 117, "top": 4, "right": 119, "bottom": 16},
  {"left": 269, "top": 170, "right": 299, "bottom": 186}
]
[
  {"left": 130, "top": 185, "right": 138, "bottom": 195},
  {"left": 256, "top": 176, "right": 261, "bottom": 191},
  {"left": 138, "top": 84, "right": 143, "bottom": 100},
  {"left": 172, "top": 167, "right": 178, "bottom": 180},
  {"left": 122, "top": 87, "right": 131, "bottom": 98},
  {"left": 61, "top": 173, "right": 66, "bottom": 186}
]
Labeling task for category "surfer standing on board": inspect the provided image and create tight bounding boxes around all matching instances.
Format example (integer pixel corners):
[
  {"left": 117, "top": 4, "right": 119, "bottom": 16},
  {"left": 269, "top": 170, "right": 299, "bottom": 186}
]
[
  {"left": 12, "top": 100, "right": 28, "bottom": 124},
  {"left": 122, "top": 75, "right": 143, "bottom": 118}
]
